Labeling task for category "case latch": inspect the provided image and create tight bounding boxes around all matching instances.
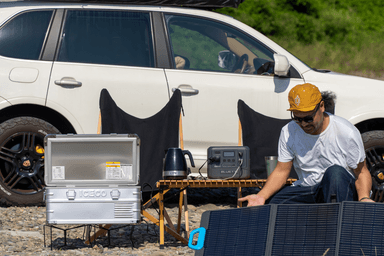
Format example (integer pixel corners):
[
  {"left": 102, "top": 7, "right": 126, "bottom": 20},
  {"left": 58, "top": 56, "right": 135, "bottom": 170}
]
[
  {"left": 111, "top": 189, "right": 120, "bottom": 200},
  {"left": 66, "top": 190, "right": 76, "bottom": 200}
]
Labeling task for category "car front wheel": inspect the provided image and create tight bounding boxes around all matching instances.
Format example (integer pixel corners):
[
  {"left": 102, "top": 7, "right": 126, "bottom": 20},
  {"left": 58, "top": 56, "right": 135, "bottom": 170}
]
[
  {"left": 0, "top": 117, "right": 60, "bottom": 206},
  {"left": 362, "top": 130, "right": 384, "bottom": 202}
]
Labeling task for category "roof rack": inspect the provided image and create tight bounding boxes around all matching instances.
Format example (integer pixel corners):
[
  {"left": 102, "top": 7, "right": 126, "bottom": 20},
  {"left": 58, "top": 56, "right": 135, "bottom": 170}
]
[{"left": 13, "top": 0, "right": 244, "bottom": 8}]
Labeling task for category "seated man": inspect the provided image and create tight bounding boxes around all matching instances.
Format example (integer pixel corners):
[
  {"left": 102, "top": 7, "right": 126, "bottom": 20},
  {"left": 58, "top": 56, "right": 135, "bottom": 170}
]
[{"left": 239, "top": 83, "right": 374, "bottom": 205}]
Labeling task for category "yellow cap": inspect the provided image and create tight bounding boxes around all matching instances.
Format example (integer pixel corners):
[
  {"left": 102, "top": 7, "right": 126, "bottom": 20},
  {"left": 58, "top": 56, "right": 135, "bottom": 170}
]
[{"left": 287, "top": 83, "right": 322, "bottom": 112}]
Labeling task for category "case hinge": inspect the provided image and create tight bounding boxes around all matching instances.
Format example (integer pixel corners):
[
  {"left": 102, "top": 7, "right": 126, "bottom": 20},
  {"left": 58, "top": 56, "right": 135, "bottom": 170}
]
[
  {"left": 66, "top": 189, "right": 76, "bottom": 200},
  {"left": 111, "top": 189, "right": 120, "bottom": 200}
]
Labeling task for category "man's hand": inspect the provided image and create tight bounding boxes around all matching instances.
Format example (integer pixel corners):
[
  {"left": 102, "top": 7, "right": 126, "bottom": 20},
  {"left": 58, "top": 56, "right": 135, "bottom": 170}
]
[
  {"left": 238, "top": 194, "right": 266, "bottom": 207},
  {"left": 360, "top": 197, "right": 375, "bottom": 203}
]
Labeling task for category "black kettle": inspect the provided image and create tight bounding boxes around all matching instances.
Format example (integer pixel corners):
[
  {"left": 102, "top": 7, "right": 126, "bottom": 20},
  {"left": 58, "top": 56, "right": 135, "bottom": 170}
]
[{"left": 163, "top": 148, "right": 195, "bottom": 180}]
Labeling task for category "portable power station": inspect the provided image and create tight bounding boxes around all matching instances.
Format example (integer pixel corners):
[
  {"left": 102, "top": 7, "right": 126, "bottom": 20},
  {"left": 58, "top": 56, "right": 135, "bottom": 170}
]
[{"left": 207, "top": 146, "right": 250, "bottom": 179}]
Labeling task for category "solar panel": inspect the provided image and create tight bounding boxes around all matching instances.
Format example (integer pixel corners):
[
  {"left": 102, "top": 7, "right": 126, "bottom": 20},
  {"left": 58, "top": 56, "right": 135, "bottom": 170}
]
[
  {"left": 271, "top": 204, "right": 339, "bottom": 256},
  {"left": 196, "top": 205, "right": 271, "bottom": 256},
  {"left": 190, "top": 202, "right": 384, "bottom": 256},
  {"left": 339, "top": 202, "right": 384, "bottom": 256}
]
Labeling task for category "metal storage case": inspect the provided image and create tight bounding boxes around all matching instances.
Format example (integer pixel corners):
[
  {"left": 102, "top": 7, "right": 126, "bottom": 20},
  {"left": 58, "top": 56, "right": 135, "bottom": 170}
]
[
  {"left": 44, "top": 134, "right": 141, "bottom": 225},
  {"left": 45, "top": 186, "right": 141, "bottom": 224}
]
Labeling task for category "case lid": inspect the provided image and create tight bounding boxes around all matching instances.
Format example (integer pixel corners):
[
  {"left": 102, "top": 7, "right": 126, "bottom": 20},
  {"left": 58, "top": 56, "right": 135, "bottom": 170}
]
[{"left": 44, "top": 134, "right": 140, "bottom": 187}]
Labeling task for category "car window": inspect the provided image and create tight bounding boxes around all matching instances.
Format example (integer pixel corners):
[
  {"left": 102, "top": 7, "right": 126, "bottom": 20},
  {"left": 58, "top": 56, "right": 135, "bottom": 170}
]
[
  {"left": 165, "top": 14, "right": 275, "bottom": 75},
  {"left": 0, "top": 10, "right": 53, "bottom": 60},
  {"left": 58, "top": 10, "right": 154, "bottom": 67}
]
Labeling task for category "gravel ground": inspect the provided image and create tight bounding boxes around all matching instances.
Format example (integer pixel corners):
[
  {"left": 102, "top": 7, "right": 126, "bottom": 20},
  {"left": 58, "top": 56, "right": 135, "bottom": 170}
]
[{"left": 0, "top": 188, "right": 257, "bottom": 255}]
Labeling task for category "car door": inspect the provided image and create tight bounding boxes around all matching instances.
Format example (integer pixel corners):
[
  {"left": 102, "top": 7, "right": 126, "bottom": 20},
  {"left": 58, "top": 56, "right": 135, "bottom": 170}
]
[
  {"left": 47, "top": 9, "right": 170, "bottom": 134},
  {"left": 163, "top": 14, "right": 305, "bottom": 169}
]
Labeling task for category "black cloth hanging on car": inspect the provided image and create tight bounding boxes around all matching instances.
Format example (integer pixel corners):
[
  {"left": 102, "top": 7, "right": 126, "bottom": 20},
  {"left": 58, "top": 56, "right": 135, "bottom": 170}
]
[
  {"left": 100, "top": 89, "right": 182, "bottom": 191},
  {"left": 238, "top": 99, "right": 297, "bottom": 179}
]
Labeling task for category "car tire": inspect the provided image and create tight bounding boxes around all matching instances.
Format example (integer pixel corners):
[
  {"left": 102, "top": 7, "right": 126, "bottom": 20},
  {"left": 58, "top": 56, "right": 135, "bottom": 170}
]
[
  {"left": 0, "top": 117, "right": 60, "bottom": 206},
  {"left": 362, "top": 130, "right": 384, "bottom": 202}
]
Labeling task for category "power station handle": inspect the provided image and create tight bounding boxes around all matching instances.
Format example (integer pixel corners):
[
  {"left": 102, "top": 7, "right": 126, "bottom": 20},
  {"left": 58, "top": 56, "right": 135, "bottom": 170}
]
[{"left": 188, "top": 227, "right": 206, "bottom": 250}]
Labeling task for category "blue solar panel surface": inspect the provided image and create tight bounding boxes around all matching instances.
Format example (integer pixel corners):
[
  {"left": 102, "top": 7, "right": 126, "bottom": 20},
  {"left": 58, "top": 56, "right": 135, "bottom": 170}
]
[
  {"left": 194, "top": 202, "right": 384, "bottom": 256},
  {"left": 272, "top": 204, "right": 339, "bottom": 256},
  {"left": 339, "top": 202, "right": 384, "bottom": 256},
  {"left": 199, "top": 205, "right": 271, "bottom": 256}
]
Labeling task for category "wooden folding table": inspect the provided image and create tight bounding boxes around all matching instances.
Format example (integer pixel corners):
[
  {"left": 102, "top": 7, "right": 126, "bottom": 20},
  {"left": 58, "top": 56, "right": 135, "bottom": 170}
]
[{"left": 141, "top": 178, "right": 296, "bottom": 248}]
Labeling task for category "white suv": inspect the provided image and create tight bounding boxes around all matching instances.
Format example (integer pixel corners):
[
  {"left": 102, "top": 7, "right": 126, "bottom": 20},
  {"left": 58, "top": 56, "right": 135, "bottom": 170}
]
[{"left": 1, "top": 1, "right": 384, "bottom": 206}]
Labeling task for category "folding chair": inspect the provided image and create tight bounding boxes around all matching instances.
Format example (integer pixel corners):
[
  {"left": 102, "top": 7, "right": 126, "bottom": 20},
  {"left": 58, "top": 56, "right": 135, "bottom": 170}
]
[
  {"left": 236, "top": 99, "right": 297, "bottom": 207},
  {"left": 88, "top": 88, "right": 189, "bottom": 246},
  {"left": 99, "top": 88, "right": 182, "bottom": 190},
  {"left": 237, "top": 99, "right": 297, "bottom": 179}
]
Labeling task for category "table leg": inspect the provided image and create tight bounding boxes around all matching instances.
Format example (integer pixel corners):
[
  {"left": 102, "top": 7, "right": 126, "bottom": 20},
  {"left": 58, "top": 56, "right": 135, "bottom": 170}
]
[
  {"left": 159, "top": 190, "right": 165, "bottom": 249},
  {"left": 183, "top": 189, "right": 189, "bottom": 239},
  {"left": 142, "top": 210, "right": 188, "bottom": 245},
  {"left": 237, "top": 187, "right": 242, "bottom": 208},
  {"left": 164, "top": 209, "right": 176, "bottom": 231},
  {"left": 85, "top": 224, "right": 112, "bottom": 245},
  {"left": 177, "top": 190, "right": 184, "bottom": 234},
  {"left": 142, "top": 189, "right": 170, "bottom": 210}
]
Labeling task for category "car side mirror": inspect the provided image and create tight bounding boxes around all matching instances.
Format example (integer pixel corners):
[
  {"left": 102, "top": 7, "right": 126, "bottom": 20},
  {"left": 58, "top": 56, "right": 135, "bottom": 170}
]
[
  {"left": 274, "top": 54, "right": 290, "bottom": 77},
  {"left": 218, "top": 50, "right": 237, "bottom": 71}
]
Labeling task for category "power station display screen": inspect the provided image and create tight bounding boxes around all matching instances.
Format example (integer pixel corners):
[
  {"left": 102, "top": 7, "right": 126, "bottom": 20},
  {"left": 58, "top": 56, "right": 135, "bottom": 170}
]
[{"left": 223, "top": 151, "right": 235, "bottom": 157}]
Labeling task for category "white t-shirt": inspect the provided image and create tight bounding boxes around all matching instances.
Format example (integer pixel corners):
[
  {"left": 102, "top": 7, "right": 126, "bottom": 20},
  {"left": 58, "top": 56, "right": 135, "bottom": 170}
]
[{"left": 278, "top": 113, "right": 365, "bottom": 187}]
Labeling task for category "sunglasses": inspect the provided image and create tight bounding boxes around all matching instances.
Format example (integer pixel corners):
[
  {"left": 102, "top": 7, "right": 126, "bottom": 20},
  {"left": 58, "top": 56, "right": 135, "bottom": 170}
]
[{"left": 291, "top": 103, "right": 320, "bottom": 123}]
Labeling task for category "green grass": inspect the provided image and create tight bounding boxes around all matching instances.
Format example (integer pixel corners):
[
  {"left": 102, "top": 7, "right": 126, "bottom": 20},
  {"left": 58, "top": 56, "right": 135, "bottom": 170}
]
[{"left": 273, "top": 38, "right": 384, "bottom": 79}]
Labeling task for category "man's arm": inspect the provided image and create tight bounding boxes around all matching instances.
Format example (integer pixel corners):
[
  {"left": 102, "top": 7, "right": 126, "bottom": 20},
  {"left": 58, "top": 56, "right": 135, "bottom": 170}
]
[
  {"left": 354, "top": 160, "right": 375, "bottom": 202},
  {"left": 238, "top": 161, "right": 293, "bottom": 206}
]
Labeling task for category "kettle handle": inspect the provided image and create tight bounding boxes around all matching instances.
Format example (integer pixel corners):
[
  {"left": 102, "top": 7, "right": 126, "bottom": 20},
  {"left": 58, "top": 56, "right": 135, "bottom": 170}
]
[{"left": 182, "top": 150, "right": 195, "bottom": 167}]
